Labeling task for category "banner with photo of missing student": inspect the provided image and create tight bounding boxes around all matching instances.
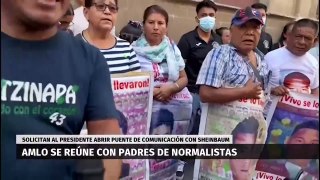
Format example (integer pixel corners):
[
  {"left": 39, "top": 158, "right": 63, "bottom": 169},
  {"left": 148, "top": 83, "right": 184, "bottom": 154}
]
[
  {"left": 111, "top": 72, "right": 154, "bottom": 180},
  {"left": 255, "top": 92, "right": 319, "bottom": 180},
  {"left": 193, "top": 94, "right": 268, "bottom": 180},
  {"left": 148, "top": 87, "right": 193, "bottom": 180},
  {"left": 79, "top": 72, "right": 154, "bottom": 180}
]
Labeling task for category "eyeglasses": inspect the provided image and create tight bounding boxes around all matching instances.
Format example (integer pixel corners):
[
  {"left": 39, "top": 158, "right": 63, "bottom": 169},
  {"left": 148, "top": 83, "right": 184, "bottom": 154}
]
[{"left": 93, "top": 3, "right": 118, "bottom": 13}]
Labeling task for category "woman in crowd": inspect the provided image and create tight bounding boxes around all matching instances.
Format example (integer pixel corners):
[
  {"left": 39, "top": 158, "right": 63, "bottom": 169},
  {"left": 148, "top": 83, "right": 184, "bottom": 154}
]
[
  {"left": 77, "top": 0, "right": 140, "bottom": 74},
  {"left": 75, "top": 1, "right": 141, "bottom": 179},
  {"left": 216, "top": 27, "right": 231, "bottom": 44},
  {"left": 132, "top": 5, "right": 191, "bottom": 179},
  {"left": 271, "top": 21, "right": 295, "bottom": 50},
  {"left": 132, "top": 5, "right": 188, "bottom": 103}
]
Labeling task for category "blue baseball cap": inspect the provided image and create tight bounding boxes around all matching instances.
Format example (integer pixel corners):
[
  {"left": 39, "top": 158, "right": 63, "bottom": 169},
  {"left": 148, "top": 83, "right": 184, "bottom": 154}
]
[{"left": 231, "top": 7, "right": 264, "bottom": 26}]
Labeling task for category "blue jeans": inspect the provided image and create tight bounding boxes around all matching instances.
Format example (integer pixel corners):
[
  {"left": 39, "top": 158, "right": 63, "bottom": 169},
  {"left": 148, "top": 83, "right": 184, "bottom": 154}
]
[{"left": 188, "top": 93, "right": 202, "bottom": 135}]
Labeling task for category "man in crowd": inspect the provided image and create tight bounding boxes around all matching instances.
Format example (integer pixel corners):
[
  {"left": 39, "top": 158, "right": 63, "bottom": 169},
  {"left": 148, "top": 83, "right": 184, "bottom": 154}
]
[
  {"left": 196, "top": 7, "right": 270, "bottom": 104},
  {"left": 177, "top": 1, "right": 222, "bottom": 178},
  {"left": 1, "top": 0, "right": 121, "bottom": 179},
  {"left": 251, "top": 3, "right": 273, "bottom": 55},
  {"left": 266, "top": 18, "right": 319, "bottom": 98},
  {"left": 177, "top": 0, "right": 222, "bottom": 135}
]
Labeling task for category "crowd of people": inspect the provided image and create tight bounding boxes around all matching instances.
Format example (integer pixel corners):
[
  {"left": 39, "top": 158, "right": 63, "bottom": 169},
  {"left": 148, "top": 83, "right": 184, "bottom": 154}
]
[{"left": 1, "top": 0, "right": 319, "bottom": 179}]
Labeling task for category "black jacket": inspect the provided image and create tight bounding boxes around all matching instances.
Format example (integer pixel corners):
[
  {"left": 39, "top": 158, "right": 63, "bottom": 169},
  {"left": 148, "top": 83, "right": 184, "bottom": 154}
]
[{"left": 257, "top": 31, "right": 273, "bottom": 55}]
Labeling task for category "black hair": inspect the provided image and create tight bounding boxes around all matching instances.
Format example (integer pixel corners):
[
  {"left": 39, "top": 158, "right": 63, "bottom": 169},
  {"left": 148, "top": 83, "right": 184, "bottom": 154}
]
[
  {"left": 117, "top": 110, "right": 128, "bottom": 135},
  {"left": 251, "top": 3, "right": 267, "bottom": 12},
  {"left": 196, "top": 0, "right": 218, "bottom": 14},
  {"left": 291, "top": 121, "right": 319, "bottom": 137},
  {"left": 150, "top": 109, "right": 174, "bottom": 134},
  {"left": 278, "top": 21, "right": 295, "bottom": 43},
  {"left": 216, "top": 27, "right": 229, "bottom": 37},
  {"left": 84, "top": 0, "right": 92, "bottom": 8},
  {"left": 85, "top": 0, "right": 118, "bottom": 8},
  {"left": 292, "top": 18, "right": 319, "bottom": 36},
  {"left": 119, "top": 21, "right": 143, "bottom": 44},
  {"left": 143, "top": 5, "right": 169, "bottom": 25},
  {"left": 283, "top": 72, "right": 310, "bottom": 87},
  {"left": 231, "top": 117, "right": 259, "bottom": 143},
  {"left": 64, "top": 6, "right": 74, "bottom": 16}
]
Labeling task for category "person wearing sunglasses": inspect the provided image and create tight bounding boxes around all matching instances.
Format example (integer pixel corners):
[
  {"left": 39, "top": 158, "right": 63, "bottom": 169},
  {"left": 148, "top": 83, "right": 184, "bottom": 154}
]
[{"left": 77, "top": 0, "right": 141, "bottom": 74}]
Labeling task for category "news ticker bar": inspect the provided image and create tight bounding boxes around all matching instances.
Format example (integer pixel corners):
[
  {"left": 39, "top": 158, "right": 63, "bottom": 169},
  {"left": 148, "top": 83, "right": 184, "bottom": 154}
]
[
  {"left": 16, "top": 135, "right": 233, "bottom": 144},
  {"left": 16, "top": 144, "right": 319, "bottom": 159}
]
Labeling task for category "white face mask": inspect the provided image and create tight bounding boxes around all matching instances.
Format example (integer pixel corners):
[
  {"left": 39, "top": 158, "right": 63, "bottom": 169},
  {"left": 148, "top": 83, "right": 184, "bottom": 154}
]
[{"left": 199, "top": 16, "right": 216, "bottom": 32}]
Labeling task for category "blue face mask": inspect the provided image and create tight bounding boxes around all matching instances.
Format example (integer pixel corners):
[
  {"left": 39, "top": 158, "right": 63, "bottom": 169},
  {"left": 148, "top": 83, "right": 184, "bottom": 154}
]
[{"left": 199, "top": 16, "right": 216, "bottom": 32}]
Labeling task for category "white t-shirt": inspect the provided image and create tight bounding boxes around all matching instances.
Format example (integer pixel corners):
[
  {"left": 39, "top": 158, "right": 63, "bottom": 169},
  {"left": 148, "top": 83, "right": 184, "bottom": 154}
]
[
  {"left": 309, "top": 44, "right": 319, "bottom": 62},
  {"left": 263, "top": 47, "right": 319, "bottom": 117},
  {"left": 72, "top": 6, "right": 115, "bottom": 36},
  {"left": 266, "top": 47, "right": 319, "bottom": 93}
]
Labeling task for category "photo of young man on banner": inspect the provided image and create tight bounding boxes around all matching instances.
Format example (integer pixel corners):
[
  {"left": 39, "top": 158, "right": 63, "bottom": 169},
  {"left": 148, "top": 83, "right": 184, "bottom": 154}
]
[
  {"left": 148, "top": 104, "right": 192, "bottom": 180},
  {"left": 256, "top": 18, "right": 319, "bottom": 180},
  {"left": 194, "top": 98, "right": 267, "bottom": 180},
  {"left": 255, "top": 92, "right": 319, "bottom": 180},
  {"left": 229, "top": 117, "right": 261, "bottom": 180}
]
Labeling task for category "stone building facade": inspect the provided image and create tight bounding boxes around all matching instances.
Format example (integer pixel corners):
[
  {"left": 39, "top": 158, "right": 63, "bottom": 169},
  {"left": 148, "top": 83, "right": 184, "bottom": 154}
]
[{"left": 72, "top": 0, "right": 319, "bottom": 43}]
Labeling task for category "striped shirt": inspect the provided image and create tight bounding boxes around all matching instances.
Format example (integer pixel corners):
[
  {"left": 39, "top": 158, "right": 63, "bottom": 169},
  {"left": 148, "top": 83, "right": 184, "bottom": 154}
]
[
  {"left": 196, "top": 44, "right": 270, "bottom": 90},
  {"left": 80, "top": 33, "right": 141, "bottom": 74}
]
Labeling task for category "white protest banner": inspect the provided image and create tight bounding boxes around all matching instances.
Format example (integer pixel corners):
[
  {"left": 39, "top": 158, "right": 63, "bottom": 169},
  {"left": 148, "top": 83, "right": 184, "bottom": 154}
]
[
  {"left": 148, "top": 86, "right": 193, "bottom": 180},
  {"left": 255, "top": 92, "right": 319, "bottom": 180},
  {"left": 112, "top": 72, "right": 154, "bottom": 180},
  {"left": 194, "top": 94, "right": 268, "bottom": 180}
]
